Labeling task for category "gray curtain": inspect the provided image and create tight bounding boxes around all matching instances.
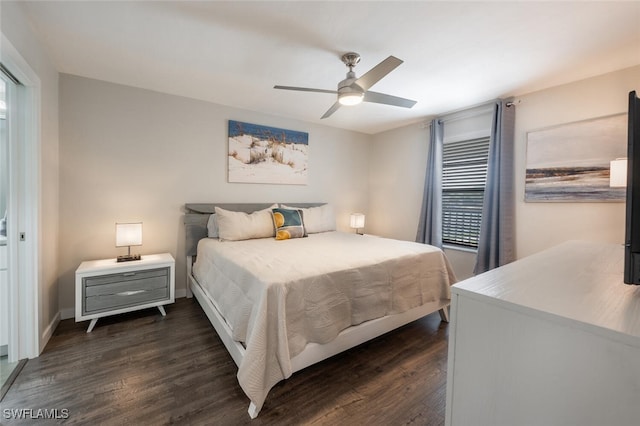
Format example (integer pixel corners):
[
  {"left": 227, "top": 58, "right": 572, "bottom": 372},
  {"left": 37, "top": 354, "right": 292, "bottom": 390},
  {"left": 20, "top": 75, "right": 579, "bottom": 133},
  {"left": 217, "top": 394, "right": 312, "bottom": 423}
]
[
  {"left": 416, "top": 119, "right": 443, "bottom": 248},
  {"left": 473, "top": 100, "right": 516, "bottom": 274}
]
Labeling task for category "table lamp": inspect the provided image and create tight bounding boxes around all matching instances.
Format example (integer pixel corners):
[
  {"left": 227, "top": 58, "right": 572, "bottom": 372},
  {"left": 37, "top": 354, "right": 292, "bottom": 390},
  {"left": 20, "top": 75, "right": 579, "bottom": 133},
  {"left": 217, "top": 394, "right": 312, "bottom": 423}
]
[{"left": 116, "top": 222, "right": 142, "bottom": 262}]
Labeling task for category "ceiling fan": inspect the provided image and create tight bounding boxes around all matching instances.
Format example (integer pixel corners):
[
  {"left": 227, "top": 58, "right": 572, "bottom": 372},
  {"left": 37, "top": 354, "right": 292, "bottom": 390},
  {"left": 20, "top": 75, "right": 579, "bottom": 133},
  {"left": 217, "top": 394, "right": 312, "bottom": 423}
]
[{"left": 274, "top": 52, "right": 417, "bottom": 119}]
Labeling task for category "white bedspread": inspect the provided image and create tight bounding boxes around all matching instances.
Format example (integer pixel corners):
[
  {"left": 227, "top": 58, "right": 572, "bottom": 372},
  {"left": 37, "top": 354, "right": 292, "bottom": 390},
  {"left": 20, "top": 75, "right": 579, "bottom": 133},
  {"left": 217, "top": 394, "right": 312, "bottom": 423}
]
[{"left": 193, "top": 231, "right": 456, "bottom": 412}]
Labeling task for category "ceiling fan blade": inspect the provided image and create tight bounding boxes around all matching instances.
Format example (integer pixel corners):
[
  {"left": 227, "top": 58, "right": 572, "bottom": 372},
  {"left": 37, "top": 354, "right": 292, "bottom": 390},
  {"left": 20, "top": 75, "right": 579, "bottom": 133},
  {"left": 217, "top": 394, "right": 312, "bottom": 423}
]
[
  {"left": 354, "top": 56, "right": 403, "bottom": 91},
  {"left": 274, "top": 85, "right": 338, "bottom": 95},
  {"left": 364, "top": 91, "right": 417, "bottom": 108},
  {"left": 321, "top": 102, "right": 341, "bottom": 119}
]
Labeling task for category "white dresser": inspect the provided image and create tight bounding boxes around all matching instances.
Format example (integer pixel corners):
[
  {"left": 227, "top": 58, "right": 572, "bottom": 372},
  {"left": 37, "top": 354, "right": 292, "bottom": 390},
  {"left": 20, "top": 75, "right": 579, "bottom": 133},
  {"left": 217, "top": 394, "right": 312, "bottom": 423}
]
[{"left": 445, "top": 241, "right": 640, "bottom": 426}]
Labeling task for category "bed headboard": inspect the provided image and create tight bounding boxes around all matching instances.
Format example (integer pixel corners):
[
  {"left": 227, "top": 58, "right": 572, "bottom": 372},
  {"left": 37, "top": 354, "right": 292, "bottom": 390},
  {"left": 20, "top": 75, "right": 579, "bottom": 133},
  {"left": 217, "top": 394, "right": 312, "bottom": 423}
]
[{"left": 184, "top": 203, "right": 325, "bottom": 257}]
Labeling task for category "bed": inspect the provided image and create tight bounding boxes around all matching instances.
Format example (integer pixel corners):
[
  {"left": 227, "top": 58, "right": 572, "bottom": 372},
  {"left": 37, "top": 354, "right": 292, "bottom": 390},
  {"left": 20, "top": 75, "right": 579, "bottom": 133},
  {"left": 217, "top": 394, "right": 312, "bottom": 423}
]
[{"left": 184, "top": 203, "right": 456, "bottom": 418}]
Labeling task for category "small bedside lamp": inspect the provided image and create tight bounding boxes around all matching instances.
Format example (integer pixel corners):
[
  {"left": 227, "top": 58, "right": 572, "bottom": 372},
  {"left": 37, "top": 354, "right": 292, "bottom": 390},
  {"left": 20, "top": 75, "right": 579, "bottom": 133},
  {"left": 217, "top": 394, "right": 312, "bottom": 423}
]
[
  {"left": 610, "top": 158, "right": 628, "bottom": 188},
  {"left": 350, "top": 213, "right": 365, "bottom": 235},
  {"left": 116, "top": 222, "right": 142, "bottom": 262}
]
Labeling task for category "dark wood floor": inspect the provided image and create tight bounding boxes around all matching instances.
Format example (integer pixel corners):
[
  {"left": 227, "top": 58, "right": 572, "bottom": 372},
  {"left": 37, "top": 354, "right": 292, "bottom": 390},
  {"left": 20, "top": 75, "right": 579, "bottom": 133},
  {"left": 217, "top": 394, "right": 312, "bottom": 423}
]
[{"left": 0, "top": 298, "right": 449, "bottom": 425}]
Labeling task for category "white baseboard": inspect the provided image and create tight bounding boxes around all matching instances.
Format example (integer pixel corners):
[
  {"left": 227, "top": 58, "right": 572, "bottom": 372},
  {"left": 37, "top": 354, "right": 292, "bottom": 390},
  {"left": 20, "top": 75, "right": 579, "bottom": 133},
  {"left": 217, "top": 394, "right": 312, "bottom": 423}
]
[
  {"left": 40, "top": 311, "right": 61, "bottom": 354},
  {"left": 175, "top": 288, "right": 187, "bottom": 299}
]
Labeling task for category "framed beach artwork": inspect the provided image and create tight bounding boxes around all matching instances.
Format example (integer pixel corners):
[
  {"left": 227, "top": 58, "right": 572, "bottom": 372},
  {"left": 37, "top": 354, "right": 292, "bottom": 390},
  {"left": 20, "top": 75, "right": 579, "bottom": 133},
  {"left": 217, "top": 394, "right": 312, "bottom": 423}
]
[
  {"left": 227, "top": 120, "right": 309, "bottom": 185},
  {"left": 525, "top": 113, "right": 627, "bottom": 202}
]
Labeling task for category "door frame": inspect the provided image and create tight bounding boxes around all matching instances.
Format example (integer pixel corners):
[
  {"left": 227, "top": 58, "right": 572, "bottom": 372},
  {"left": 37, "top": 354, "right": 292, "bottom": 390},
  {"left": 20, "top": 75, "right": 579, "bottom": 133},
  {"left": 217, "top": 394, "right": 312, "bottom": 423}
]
[{"left": 1, "top": 33, "right": 41, "bottom": 360}]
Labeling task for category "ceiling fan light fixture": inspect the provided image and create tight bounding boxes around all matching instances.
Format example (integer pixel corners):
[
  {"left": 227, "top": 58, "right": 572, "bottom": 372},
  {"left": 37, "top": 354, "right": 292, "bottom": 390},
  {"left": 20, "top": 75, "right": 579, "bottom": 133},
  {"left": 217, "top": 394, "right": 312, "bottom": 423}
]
[
  {"left": 338, "top": 91, "right": 364, "bottom": 106},
  {"left": 275, "top": 52, "right": 414, "bottom": 118}
]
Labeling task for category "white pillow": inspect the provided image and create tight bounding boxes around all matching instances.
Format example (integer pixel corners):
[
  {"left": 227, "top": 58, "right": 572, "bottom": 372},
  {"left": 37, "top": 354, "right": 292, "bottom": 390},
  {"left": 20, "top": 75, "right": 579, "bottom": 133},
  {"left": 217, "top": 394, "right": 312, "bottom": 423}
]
[
  {"left": 280, "top": 204, "right": 336, "bottom": 234},
  {"left": 207, "top": 214, "right": 218, "bottom": 238},
  {"left": 215, "top": 205, "right": 277, "bottom": 241}
]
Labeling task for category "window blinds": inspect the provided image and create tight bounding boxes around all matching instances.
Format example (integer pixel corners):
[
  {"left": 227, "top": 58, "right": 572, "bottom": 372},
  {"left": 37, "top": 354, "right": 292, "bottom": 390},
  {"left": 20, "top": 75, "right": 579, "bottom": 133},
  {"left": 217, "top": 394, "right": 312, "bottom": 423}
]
[{"left": 442, "top": 137, "right": 490, "bottom": 248}]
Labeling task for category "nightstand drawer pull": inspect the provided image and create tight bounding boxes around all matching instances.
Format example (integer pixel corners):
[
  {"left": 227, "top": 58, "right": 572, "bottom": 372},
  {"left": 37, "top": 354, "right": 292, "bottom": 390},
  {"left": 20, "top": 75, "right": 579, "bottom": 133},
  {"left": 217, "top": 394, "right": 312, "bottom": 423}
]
[
  {"left": 123, "top": 272, "right": 136, "bottom": 277},
  {"left": 117, "top": 290, "right": 145, "bottom": 296}
]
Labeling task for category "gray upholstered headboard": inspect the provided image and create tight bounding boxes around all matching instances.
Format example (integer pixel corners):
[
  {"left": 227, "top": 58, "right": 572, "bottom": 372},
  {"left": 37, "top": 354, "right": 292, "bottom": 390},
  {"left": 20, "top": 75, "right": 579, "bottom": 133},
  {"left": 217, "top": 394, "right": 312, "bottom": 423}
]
[{"left": 184, "top": 203, "right": 325, "bottom": 257}]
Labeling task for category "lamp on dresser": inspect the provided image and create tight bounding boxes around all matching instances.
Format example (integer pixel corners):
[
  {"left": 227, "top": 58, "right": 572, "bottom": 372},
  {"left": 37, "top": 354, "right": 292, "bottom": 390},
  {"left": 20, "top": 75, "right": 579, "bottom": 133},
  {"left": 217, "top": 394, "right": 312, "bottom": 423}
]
[
  {"left": 610, "top": 158, "right": 627, "bottom": 188},
  {"left": 116, "top": 222, "right": 142, "bottom": 262}
]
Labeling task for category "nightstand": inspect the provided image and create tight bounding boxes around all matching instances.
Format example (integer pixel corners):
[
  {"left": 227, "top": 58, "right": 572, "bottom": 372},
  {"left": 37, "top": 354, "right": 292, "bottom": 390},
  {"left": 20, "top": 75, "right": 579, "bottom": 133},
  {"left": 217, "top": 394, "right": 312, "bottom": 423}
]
[{"left": 75, "top": 253, "right": 175, "bottom": 332}]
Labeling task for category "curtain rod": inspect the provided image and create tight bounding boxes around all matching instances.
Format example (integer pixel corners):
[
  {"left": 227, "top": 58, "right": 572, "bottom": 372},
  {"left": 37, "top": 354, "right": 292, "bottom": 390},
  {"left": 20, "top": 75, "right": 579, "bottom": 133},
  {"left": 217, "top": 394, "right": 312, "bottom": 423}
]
[
  {"left": 0, "top": 62, "right": 21, "bottom": 85},
  {"left": 421, "top": 97, "right": 519, "bottom": 128}
]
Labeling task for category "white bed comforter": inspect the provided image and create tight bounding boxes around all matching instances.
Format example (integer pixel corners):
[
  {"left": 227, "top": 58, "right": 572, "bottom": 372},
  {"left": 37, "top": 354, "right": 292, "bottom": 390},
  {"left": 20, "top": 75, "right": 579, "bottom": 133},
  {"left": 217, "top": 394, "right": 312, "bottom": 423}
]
[{"left": 193, "top": 231, "right": 456, "bottom": 412}]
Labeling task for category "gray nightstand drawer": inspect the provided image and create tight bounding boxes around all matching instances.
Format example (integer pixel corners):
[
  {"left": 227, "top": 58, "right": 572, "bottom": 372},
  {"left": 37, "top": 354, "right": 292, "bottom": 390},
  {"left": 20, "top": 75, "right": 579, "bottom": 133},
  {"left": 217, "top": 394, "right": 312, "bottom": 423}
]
[
  {"left": 83, "top": 266, "right": 170, "bottom": 315},
  {"left": 84, "top": 268, "right": 168, "bottom": 294}
]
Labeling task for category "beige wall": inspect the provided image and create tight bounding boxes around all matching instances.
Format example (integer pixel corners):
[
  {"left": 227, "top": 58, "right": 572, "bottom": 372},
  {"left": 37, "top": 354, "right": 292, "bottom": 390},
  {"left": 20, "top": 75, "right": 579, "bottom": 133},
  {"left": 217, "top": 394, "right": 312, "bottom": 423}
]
[
  {"left": 368, "top": 122, "right": 429, "bottom": 241},
  {"left": 515, "top": 65, "right": 640, "bottom": 258},
  {"left": 369, "top": 65, "right": 640, "bottom": 280},
  {"left": 58, "top": 74, "right": 371, "bottom": 314},
  {"left": 1, "top": 1, "right": 60, "bottom": 351}
]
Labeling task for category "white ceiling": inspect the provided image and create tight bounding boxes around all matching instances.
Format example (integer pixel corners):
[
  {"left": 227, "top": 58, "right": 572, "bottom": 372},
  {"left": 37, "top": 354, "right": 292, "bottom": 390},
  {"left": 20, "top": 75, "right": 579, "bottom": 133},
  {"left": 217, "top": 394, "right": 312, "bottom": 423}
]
[{"left": 19, "top": 1, "right": 640, "bottom": 134}]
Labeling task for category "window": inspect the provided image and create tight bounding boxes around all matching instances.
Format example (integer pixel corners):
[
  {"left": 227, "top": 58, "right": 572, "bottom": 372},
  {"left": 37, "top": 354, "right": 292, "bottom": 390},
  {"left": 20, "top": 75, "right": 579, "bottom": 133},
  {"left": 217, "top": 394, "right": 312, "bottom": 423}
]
[{"left": 442, "top": 137, "right": 490, "bottom": 249}]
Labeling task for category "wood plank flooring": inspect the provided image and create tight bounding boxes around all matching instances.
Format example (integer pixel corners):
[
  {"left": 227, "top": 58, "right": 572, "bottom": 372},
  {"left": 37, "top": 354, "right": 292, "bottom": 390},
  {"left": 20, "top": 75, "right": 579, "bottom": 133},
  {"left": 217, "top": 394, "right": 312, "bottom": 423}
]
[{"left": 0, "top": 298, "right": 449, "bottom": 425}]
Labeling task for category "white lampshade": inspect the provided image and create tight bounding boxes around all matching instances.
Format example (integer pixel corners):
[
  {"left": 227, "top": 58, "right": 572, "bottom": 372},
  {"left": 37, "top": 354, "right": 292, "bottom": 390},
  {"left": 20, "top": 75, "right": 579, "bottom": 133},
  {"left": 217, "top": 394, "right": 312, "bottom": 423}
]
[
  {"left": 610, "top": 158, "right": 628, "bottom": 188},
  {"left": 116, "top": 222, "right": 143, "bottom": 247},
  {"left": 350, "top": 213, "right": 365, "bottom": 229}
]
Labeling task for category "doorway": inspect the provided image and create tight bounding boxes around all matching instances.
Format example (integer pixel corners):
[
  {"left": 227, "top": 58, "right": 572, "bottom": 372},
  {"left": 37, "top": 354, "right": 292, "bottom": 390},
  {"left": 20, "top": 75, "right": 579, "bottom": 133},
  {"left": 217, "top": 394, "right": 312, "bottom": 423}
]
[
  {"left": 0, "top": 36, "right": 39, "bottom": 397},
  {"left": 0, "top": 66, "right": 20, "bottom": 398}
]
